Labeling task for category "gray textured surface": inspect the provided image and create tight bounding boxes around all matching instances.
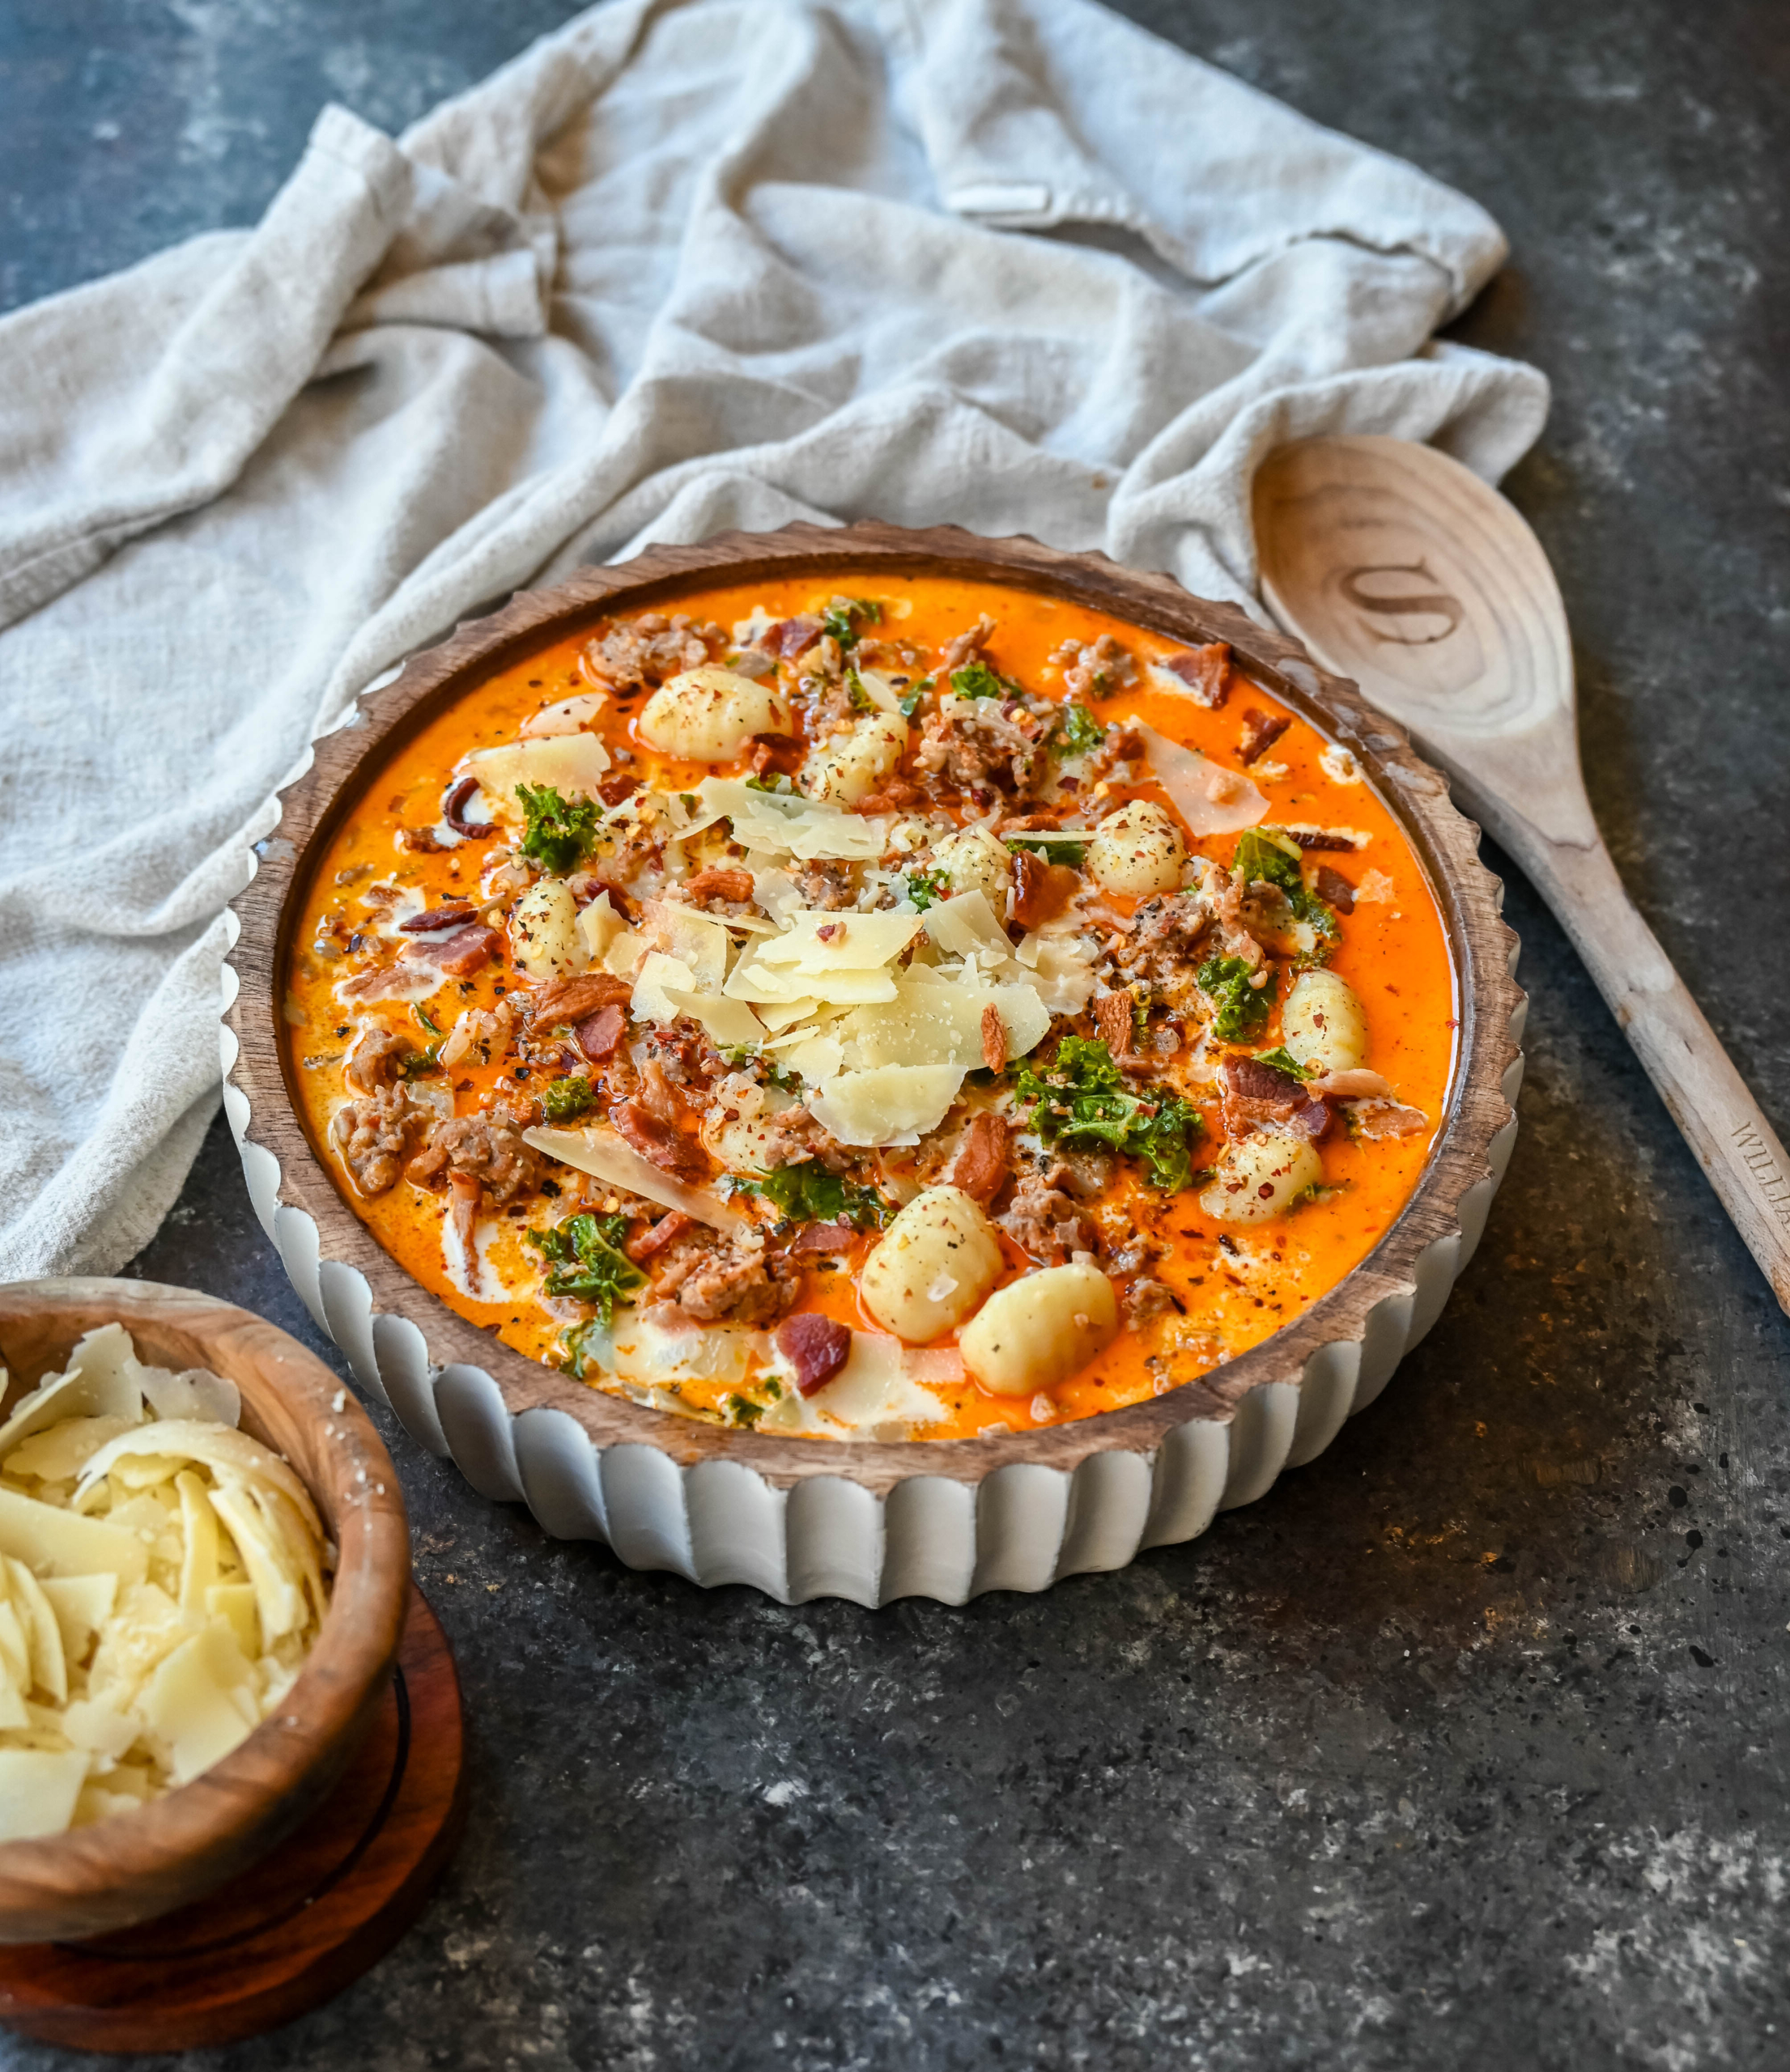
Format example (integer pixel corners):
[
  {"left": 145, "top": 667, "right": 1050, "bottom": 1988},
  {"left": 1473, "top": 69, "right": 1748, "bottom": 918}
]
[{"left": 4, "top": 2, "right": 1788, "bottom": 2066}]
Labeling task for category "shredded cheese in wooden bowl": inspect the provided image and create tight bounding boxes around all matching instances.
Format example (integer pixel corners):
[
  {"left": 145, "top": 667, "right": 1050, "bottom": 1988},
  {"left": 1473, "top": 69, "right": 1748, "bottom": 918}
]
[{"left": 0, "top": 1325, "right": 330, "bottom": 1841}]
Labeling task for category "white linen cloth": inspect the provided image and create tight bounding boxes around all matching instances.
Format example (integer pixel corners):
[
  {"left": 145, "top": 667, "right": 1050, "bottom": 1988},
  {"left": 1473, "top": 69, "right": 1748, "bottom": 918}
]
[{"left": 0, "top": 0, "right": 1548, "bottom": 1280}]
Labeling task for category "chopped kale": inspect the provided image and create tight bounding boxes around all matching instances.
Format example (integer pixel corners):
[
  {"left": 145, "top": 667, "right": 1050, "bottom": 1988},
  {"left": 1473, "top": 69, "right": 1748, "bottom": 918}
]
[
  {"left": 1254, "top": 1046, "right": 1311, "bottom": 1081},
  {"left": 1055, "top": 703, "right": 1105, "bottom": 758},
  {"left": 542, "top": 1075, "right": 595, "bottom": 1123},
  {"left": 1010, "top": 1035, "right": 1204, "bottom": 1191},
  {"left": 1234, "top": 826, "right": 1340, "bottom": 958},
  {"left": 821, "top": 597, "right": 882, "bottom": 648},
  {"left": 950, "top": 660, "right": 1013, "bottom": 701},
  {"left": 1004, "top": 833, "right": 1086, "bottom": 867},
  {"left": 902, "top": 867, "right": 946, "bottom": 911},
  {"left": 526, "top": 1212, "right": 644, "bottom": 1325},
  {"left": 413, "top": 1005, "right": 441, "bottom": 1035},
  {"left": 744, "top": 773, "right": 796, "bottom": 794},
  {"left": 1197, "top": 955, "right": 1276, "bottom": 1043},
  {"left": 899, "top": 678, "right": 933, "bottom": 718},
  {"left": 516, "top": 781, "right": 602, "bottom": 875},
  {"left": 396, "top": 1043, "right": 440, "bottom": 1081},
  {"left": 723, "top": 1393, "right": 767, "bottom": 1429},
  {"left": 733, "top": 1159, "right": 888, "bottom": 1228},
  {"left": 846, "top": 670, "right": 874, "bottom": 712}
]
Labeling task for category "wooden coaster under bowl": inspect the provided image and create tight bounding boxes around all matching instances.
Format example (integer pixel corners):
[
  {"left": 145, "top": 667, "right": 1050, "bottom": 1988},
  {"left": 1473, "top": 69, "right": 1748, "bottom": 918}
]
[{"left": 0, "top": 1584, "right": 465, "bottom": 2053}]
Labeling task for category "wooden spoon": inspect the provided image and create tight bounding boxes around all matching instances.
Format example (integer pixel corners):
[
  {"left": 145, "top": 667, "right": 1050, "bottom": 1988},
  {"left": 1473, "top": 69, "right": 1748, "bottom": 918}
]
[{"left": 1253, "top": 433, "right": 1790, "bottom": 1314}]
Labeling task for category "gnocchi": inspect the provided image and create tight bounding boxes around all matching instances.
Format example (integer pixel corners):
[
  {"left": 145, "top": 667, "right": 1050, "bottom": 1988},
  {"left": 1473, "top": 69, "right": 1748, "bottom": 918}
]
[
  {"left": 800, "top": 712, "right": 908, "bottom": 805},
  {"left": 959, "top": 1259, "right": 1120, "bottom": 1397},
  {"left": 930, "top": 824, "right": 1013, "bottom": 911},
  {"left": 861, "top": 1186, "right": 1003, "bottom": 1343},
  {"left": 639, "top": 666, "right": 791, "bottom": 762},
  {"left": 1199, "top": 1131, "right": 1323, "bottom": 1224},
  {"left": 1086, "top": 800, "right": 1187, "bottom": 897},
  {"left": 1282, "top": 970, "right": 1368, "bottom": 1075},
  {"left": 509, "top": 877, "right": 585, "bottom": 981}
]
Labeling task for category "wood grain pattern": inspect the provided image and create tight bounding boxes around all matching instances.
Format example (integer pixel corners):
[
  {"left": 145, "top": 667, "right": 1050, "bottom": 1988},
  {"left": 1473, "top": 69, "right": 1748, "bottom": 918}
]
[
  {"left": 224, "top": 520, "right": 1524, "bottom": 1492},
  {"left": 1256, "top": 437, "right": 1790, "bottom": 1313},
  {"left": 0, "top": 1279, "right": 411, "bottom": 1942},
  {"left": 0, "top": 1583, "right": 463, "bottom": 2053}
]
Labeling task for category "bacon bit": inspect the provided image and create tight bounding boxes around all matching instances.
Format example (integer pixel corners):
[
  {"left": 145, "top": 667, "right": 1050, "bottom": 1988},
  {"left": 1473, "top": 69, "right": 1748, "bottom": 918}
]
[
  {"left": 792, "top": 1218, "right": 856, "bottom": 1254},
  {"left": 946, "top": 1112, "right": 1010, "bottom": 1204},
  {"left": 980, "top": 1004, "right": 1006, "bottom": 1072},
  {"left": 1009, "top": 851, "right": 1079, "bottom": 930},
  {"left": 770, "top": 616, "right": 822, "bottom": 659},
  {"left": 1312, "top": 862, "right": 1355, "bottom": 914},
  {"left": 534, "top": 971, "right": 632, "bottom": 1024},
  {"left": 852, "top": 781, "right": 922, "bottom": 812},
  {"left": 596, "top": 774, "right": 640, "bottom": 808},
  {"left": 1163, "top": 642, "right": 1232, "bottom": 707},
  {"left": 1237, "top": 707, "right": 1290, "bottom": 766},
  {"left": 748, "top": 738, "right": 776, "bottom": 776},
  {"left": 1308, "top": 1068, "right": 1395, "bottom": 1099},
  {"left": 1351, "top": 1098, "right": 1429, "bottom": 1140},
  {"left": 405, "top": 923, "right": 501, "bottom": 977},
  {"left": 1285, "top": 829, "right": 1359, "bottom": 851},
  {"left": 398, "top": 902, "right": 478, "bottom": 933},
  {"left": 627, "top": 1210, "right": 693, "bottom": 1263},
  {"left": 399, "top": 826, "right": 447, "bottom": 854},
  {"left": 816, "top": 922, "right": 846, "bottom": 945},
  {"left": 447, "top": 1171, "right": 481, "bottom": 1257},
  {"left": 576, "top": 1003, "right": 626, "bottom": 1061},
  {"left": 637, "top": 1059, "right": 690, "bottom": 1127},
  {"left": 776, "top": 1312, "right": 852, "bottom": 1396},
  {"left": 1220, "top": 1055, "right": 1332, "bottom": 1142},
  {"left": 442, "top": 776, "right": 497, "bottom": 840},
  {"left": 613, "top": 1100, "right": 711, "bottom": 1180},
  {"left": 684, "top": 864, "right": 755, "bottom": 904},
  {"left": 1094, "top": 992, "right": 1134, "bottom": 1059}
]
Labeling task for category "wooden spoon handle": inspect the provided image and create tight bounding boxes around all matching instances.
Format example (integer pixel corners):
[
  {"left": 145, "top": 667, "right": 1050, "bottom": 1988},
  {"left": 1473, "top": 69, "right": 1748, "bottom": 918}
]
[{"left": 1522, "top": 833, "right": 1790, "bottom": 1312}]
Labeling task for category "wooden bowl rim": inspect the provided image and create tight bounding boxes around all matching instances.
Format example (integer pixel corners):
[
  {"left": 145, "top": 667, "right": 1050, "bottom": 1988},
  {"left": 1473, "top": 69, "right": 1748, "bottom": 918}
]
[
  {"left": 224, "top": 520, "right": 1521, "bottom": 1495},
  {"left": 0, "top": 1277, "right": 410, "bottom": 1935}
]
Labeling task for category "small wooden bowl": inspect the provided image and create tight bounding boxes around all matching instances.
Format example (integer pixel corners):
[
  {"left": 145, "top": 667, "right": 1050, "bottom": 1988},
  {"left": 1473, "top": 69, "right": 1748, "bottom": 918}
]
[
  {"left": 0, "top": 1279, "right": 410, "bottom": 1943},
  {"left": 223, "top": 523, "right": 1524, "bottom": 1604}
]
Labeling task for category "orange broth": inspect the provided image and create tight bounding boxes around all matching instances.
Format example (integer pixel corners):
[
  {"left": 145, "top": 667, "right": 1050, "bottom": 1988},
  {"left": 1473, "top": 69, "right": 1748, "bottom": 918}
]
[{"left": 287, "top": 574, "right": 1456, "bottom": 1441}]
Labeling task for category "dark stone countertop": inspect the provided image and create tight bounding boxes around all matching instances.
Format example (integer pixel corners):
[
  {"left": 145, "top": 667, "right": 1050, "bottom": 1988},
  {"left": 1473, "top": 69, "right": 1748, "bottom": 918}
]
[{"left": 3, "top": 2, "right": 1788, "bottom": 2066}]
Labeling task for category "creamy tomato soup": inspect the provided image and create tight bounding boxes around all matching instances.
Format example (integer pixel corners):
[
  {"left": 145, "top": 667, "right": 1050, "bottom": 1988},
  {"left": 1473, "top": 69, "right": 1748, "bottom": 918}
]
[{"left": 287, "top": 575, "right": 1455, "bottom": 1441}]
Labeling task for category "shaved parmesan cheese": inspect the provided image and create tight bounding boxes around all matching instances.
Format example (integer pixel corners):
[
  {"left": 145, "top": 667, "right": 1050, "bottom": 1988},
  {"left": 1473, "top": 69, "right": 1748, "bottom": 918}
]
[
  {"left": 1016, "top": 934, "right": 1099, "bottom": 1013},
  {"left": 784, "top": 1034, "right": 844, "bottom": 1085},
  {"left": 764, "top": 1333, "right": 949, "bottom": 1435},
  {"left": 921, "top": 891, "right": 1022, "bottom": 974},
  {"left": 807, "top": 1064, "right": 966, "bottom": 1147},
  {"left": 208, "top": 1482, "right": 305, "bottom": 1644},
  {"left": 0, "top": 1323, "right": 146, "bottom": 1457},
  {"left": 661, "top": 987, "right": 767, "bottom": 1051},
  {"left": 40, "top": 1573, "right": 117, "bottom": 1662},
  {"left": 139, "top": 1366, "right": 240, "bottom": 1427},
  {"left": 755, "top": 996, "right": 824, "bottom": 1032},
  {"left": 76, "top": 1424, "right": 323, "bottom": 1543},
  {"left": 206, "top": 1582, "right": 260, "bottom": 1658},
  {"left": 0, "top": 1748, "right": 89, "bottom": 1843},
  {"left": 0, "top": 1487, "right": 147, "bottom": 1586},
  {"left": 754, "top": 910, "right": 921, "bottom": 974},
  {"left": 460, "top": 732, "right": 610, "bottom": 815},
  {"left": 136, "top": 1627, "right": 257, "bottom": 1784},
  {"left": 1133, "top": 720, "right": 1266, "bottom": 835},
  {"left": 3, "top": 1415, "right": 135, "bottom": 1484},
  {"left": 524, "top": 1126, "right": 750, "bottom": 1233},
  {"left": 631, "top": 951, "right": 699, "bottom": 1025},
  {"left": 725, "top": 960, "right": 899, "bottom": 1007},
  {"left": 840, "top": 979, "right": 1048, "bottom": 1069},
  {"left": 518, "top": 690, "right": 607, "bottom": 738},
  {"left": 6, "top": 1557, "right": 67, "bottom": 1703},
  {"left": 696, "top": 779, "right": 886, "bottom": 860},
  {"left": 640, "top": 899, "right": 729, "bottom": 991},
  {"left": 577, "top": 890, "right": 627, "bottom": 964}
]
